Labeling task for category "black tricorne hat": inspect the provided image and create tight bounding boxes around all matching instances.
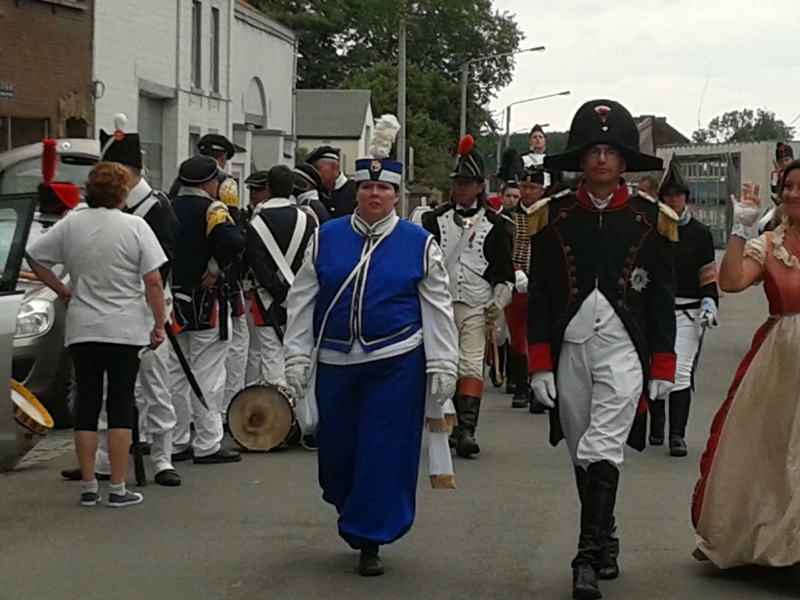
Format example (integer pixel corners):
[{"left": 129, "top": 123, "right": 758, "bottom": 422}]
[
  {"left": 179, "top": 155, "right": 219, "bottom": 185},
  {"left": 776, "top": 142, "right": 794, "bottom": 161},
  {"left": 544, "top": 99, "right": 663, "bottom": 173},
  {"left": 529, "top": 124, "right": 546, "bottom": 138},
  {"left": 450, "top": 135, "right": 484, "bottom": 182},
  {"left": 305, "top": 145, "right": 341, "bottom": 165},
  {"left": 99, "top": 114, "right": 142, "bottom": 170},
  {"left": 198, "top": 133, "right": 237, "bottom": 160},
  {"left": 245, "top": 170, "right": 269, "bottom": 190},
  {"left": 659, "top": 155, "right": 689, "bottom": 198}
]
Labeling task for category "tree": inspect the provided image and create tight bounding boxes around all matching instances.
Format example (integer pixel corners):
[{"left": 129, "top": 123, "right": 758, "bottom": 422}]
[
  {"left": 251, "top": 0, "right": 523, "bottom": 188},
  {"left": 692, "top": 109, "right": 796, "bottom": 144}
]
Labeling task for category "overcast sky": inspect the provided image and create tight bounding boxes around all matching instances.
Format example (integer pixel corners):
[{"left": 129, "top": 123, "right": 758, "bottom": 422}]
[{"left": 490, "top": 0, "right": 800, "bottom": 139}]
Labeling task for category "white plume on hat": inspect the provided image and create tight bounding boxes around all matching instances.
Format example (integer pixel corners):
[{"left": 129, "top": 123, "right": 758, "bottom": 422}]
[
  {"left": 113, "top": 113, "right": 128, "bottom": 132},
  {"left": 369, "top": 114, "right": 401, "bottom": 160}
]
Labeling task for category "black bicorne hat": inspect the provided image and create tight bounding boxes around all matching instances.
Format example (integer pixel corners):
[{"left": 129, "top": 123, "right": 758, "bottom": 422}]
[
  {"left": 198, "top": 133, "right": 238, "bottom": 160},
  {"left": 497, "top": 148, "right": 524, "bottom": 183},
  {"left": 305, "top": 145, "right": 341, "bottom": 165},
  {"left": 293, "top": 163, "right": 324, "bottom": 193},
  {"left": 450, "top": 135, "right": 485, "bottom": 182},
  {"left": 178, "top": 155, "right": 219, "bottom": 185},
  {"left": 776, "top": 142, "right": 794, "bottom": 161},
  {"left": 544, "top": 99, "right": 663, "bottom": 173},
  {"left": 245, "top": 170, "right": 269, "bottom": 190},
  {"left": 99, "top": 114, "right": 142, "bottom": 170},
  {"left": 529, "top": 124, "right": 546, "bottom": 138},
  {"left": 659, "top": 155, "right": 689, "bottom": 198}
]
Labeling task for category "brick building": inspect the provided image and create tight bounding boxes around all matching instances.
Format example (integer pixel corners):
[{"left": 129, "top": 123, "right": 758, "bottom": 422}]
[{"left": 0, "top": 0, "right": 94, "bottom": 152}]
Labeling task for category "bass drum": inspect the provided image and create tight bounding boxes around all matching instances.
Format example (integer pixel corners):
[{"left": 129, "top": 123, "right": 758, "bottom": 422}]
[{"left": 226, "top": 382, "right": 297, "bottom": 452}]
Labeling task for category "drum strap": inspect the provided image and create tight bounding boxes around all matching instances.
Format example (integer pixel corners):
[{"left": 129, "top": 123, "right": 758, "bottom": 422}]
[{"left": 250, "top": 210, "right": 307, "bottom": 286}]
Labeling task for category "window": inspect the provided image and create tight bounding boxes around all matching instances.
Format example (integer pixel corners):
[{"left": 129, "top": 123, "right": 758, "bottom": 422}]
[
  {"left": 0, "top": 155, "right": 94, "bottom": 196},
  {"left": 0, "top": 117, "right": 50, "bottom": 153},
  {"left": 191, "top": 1, "right": 202, "bottom": 89},
  {"left": 210, "top": 7, "right": 221, "bottom": 93},
  {"left": 189, "top": 131, "right": 200, "bottom": 156}
]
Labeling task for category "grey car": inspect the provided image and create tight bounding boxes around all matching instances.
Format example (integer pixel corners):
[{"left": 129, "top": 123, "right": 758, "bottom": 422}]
[
  {"left": 0, "top": 193, "right": 38, "bottom": 468},
  {"left": 0, "top": 139, "right": 99, "bottom": 427}
]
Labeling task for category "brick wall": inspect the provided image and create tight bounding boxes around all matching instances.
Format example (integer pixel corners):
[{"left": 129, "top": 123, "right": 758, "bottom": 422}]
[{"left": 0, "top": 0, "right": 94, "bottom": 146}]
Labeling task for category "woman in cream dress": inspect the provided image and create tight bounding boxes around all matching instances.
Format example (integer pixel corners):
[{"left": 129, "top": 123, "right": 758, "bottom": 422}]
[{"left": 693, "top": 161, "right": 800, "bottom": 568}]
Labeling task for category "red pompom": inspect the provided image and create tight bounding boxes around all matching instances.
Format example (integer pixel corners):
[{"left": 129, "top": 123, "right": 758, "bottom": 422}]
[
  {"left": 42, "top": 139, "right": 57, "bottom": 185},
  {"left": 457, "top": 135, "right": 474, "bottom": 156}
]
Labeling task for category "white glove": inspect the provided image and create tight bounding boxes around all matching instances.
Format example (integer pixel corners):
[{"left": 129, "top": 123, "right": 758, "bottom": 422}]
[
  {"left": 485, "top": 284, "right": 512, "bottom": 322},
  {"left": 699, "top": 298, "right": 718, "bottom": 330},
  {"left": 648, "top": 379, "right": 673, "bottom": 401},
  {"left": 284, "top": 356, "right": 311, "bottom": 405},
  {"left": 514, "top": 270, "right": 529, "bottom": 294},
  {"left": 529, "top": 370, "right": 556, "bottom": 409},
  {"left": 430, "top": 372, "right": 457, "bottom": 406},
  {"left": 730, "top": 183, "right": 761, "bottom": 239}
]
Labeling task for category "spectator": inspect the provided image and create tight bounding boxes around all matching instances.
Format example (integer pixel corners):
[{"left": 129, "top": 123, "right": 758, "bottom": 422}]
[{"left": 26, "top": 162, "right": 167, "bottom": 508}]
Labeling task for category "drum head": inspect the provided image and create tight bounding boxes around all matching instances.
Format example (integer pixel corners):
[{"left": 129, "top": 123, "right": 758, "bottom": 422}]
[
  {"left": 11, "top": 380, "right": 53, "bottom": 435},
  {"left": 227, "top": 384, "right": 293, "bottom": 451}
]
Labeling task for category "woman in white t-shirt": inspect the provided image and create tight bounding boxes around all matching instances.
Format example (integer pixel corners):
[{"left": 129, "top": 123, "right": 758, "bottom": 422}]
[{"left": 27, "top": 162, "right": 167, "bottom": 508}]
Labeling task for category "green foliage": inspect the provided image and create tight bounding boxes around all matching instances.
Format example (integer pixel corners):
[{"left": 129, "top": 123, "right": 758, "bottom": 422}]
[
  {"left": 692, "top": 108, "right": 796, "bottom": 144},
  {"left": 251, "top": 0, "right": 523, "bottom": 189}
]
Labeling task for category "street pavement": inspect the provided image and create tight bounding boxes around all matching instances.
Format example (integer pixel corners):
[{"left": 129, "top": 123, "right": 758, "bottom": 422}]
[{"left": 2, "top": 285, "right": 799, "bottom": 600}]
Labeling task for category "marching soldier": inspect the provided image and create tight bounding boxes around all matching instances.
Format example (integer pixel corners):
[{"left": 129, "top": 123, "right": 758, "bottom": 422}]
[
  {"left": 244, "top": 165, "right": 317, "bottom": 383},
  {"left": 170, "top": 155, "right": 246, "bottom": 464},
  {"left": 503, "top": 166, "right": 546, "bottom": 410},
  {"left": 423, "top": 135, "right": 515, "bottom": 458},
  {"left": 521, "top": 124, "right": 562, "bottom": 189},
  {"left": 650, "top": 158, "right": 718, "bottom": 457},
  {"left": 305, "top": 145, "right": 356, "bottom": 217},
  {"left": 527, "top": 100, "right": 676, "bottom": 599}
]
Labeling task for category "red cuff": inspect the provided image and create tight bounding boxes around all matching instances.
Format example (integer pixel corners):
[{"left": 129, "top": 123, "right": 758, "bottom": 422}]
[
  {"left": 528, "top": 343, "right": 553, "bottom": 373},
  {"left": 650, "top": 352, "right": 676, "bottom": 381}
]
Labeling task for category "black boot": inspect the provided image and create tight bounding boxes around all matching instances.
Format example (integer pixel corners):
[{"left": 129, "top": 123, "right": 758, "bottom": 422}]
[
  {"left": 505, "top": 345, "right": 517, "bottom": 396},
  {"left": 358, "top": 544, "right": 384, "bottom": 576},
  {"left": 573, "top": 466, "right": 619, "bottom": 582},
  {"left": 668, "top": 388, "right": 691, "bottom": 457},
  {"left": 572, "top": 461, "right": 620, "bottom": 600},
  {"left": 493, "top": 342, "right": 507, "bottom": 388},
  {"left": 648, "top": 399, "right": 666, "bottom": 446},
  {"left": 508, "top": 351, "right": 529, "bottom": 408},
  {"left": 454, "top": 395, "right": 481, "bottom": 458}
]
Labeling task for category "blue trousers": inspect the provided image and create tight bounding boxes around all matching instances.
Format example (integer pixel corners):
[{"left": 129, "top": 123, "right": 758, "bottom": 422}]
[{"left": 315, "top": 346, "right": 426, "bottom": 549}]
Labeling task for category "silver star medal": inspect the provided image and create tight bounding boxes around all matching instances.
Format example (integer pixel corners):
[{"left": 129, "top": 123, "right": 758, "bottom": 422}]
[{"left": 629, "top": 267, "right": 650, "bottom": 293}]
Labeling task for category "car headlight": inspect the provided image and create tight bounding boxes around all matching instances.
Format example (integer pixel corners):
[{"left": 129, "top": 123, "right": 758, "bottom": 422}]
[{"left": 15, "top": 298, "right": 54, "bottom": 339}]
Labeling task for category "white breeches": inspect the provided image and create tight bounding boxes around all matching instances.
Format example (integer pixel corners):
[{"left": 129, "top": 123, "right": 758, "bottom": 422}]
[
  {"left": 223, "top": 314, "right": 250, "bottom": 416},
  {"left": 557, "top": 336, "right": 643, "bottom": 468},
  {"left": 675, "top": 309, "right": 702, "bottom": 392},
  {"left": 170, "top": 328, "right": 230, "bottom": 458},
  {"left": 246, "top": 314, "right": 286, "bottom": 385},
  {"left": 453, "top": 302, "right": 487, "bottom": 381},
  {"left": 135, "top": 340, "right": 177, "bottom": 473}
]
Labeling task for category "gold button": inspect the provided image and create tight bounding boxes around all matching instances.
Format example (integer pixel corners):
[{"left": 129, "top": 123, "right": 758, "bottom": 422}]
[
  {"left": 572, "top": 288, "right": 579, "bottom": 294},
  {"left": 618, "top": 300, "right": 624, "bottom": 307},
  {"left": 619, "top": 278, "right": 625, "bottom": 285},
  {"left": 565, "top": 245, "right": 571, "bottom": 252},
  {"left": 571, "top": 277, "right": 578, "bottom": 284},
  {"left": 635, "top": 215, "right": 642, "bottom": 222}
]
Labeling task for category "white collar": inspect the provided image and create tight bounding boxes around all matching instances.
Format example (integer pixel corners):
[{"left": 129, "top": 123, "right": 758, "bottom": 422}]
[
  {"left": 588, "top": 191, "right": 613, "bottom": 210},
  {"left": 351, "top": 209, "right": 399, "bottom": 238},
  {"left": 334, "top": 172, "right": 349, "bottom": 190},
  {"left": 126, "top": 178, "right": 152, "bottom": 208},
  {"left": 260, "top": 197, "right": 295, "bottom": 209},
  {"left": 178, "top": 186, "right": 214, "bottom": 200}
]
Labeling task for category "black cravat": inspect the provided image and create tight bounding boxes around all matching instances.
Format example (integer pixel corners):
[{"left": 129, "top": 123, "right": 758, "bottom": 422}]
[{"left": 456, "top": 207, "right": 479, "bottom": 218}]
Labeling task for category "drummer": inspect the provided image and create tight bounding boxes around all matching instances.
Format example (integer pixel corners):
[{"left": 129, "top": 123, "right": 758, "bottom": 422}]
[{"left": 282, "top": 115, "right": 459, "bottom": 576}]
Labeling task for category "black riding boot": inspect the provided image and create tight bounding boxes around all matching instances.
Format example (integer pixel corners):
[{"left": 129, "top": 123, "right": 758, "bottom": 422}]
[
  {"left": 493, "top": 342, "right": 508, "bottom": 388},
  {"left": 573, "top": 465, "right": 619, "bottom": 582},
  {"left": 572, "top": 461, "right": 620, "bottom": 600},
  {"left": 508, "top": 350, "right": 529, "bottom": 408},
  {"left": 648, "top": 399, "right": 666, "bottom": 446},
  {"left": 668, "top": 388, "right": 691, "bottom": 457},
  {"left": 454, "top": 395, "right": 481, "bottom": 458}
]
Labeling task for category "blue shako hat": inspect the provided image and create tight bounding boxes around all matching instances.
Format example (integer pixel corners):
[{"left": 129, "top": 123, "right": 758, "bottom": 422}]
[{"left": 354, "top": 114, "right": 402, "bottom": 188}]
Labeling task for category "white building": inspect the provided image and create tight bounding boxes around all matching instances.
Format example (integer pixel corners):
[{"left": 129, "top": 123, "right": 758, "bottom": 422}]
[
  {"left": 93, "top": 0, "right": 297, "bottom": 198},
  {"left": 296, "top": 90, "right": 374, "bottom": 175}
]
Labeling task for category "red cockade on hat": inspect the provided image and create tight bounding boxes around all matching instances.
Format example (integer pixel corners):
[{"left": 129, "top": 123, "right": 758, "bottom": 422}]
[{"left": 594, "top": 105, "right": 612, "bottom": 123}]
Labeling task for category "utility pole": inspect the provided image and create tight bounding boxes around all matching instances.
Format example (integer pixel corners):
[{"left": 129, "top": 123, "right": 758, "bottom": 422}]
[{"left": 397, "top": 17, "right": 408, "bottom": 218}]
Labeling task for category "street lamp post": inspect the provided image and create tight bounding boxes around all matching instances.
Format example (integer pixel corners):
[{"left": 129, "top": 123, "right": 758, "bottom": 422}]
[
  {"left": 459, "top": 45, "right": 546, "bottom": 139},
  {"left": 504, "top": 90, "right": 571, "bottom": 147}
]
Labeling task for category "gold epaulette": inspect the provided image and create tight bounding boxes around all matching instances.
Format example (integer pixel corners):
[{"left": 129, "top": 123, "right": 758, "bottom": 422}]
[
  {"left": 206, "top": 200, "right": 233, "bottom": 236},
  {"left": 524, "top": 197, "right": 552, "bottom": 236},
  {"left": 218, "top": 177, "right": 239, "bottom": 208},
  {"left": 635, "top": 190, "right": 679, "bottom": 242},
  {"left": 657, "top": 203, "right": 679, "bottom": 242}
]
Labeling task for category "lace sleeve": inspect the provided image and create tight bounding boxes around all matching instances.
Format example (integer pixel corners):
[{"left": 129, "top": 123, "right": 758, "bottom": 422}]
[{"left": 744, "top": 234, "right": 768, "bottom": 266}]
